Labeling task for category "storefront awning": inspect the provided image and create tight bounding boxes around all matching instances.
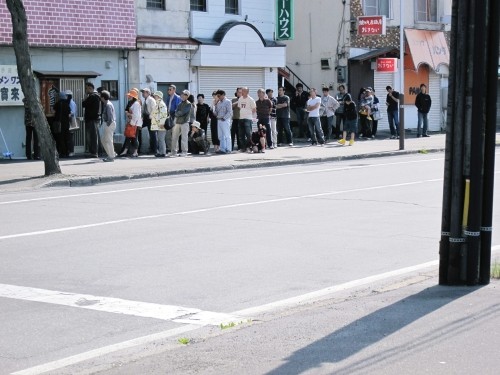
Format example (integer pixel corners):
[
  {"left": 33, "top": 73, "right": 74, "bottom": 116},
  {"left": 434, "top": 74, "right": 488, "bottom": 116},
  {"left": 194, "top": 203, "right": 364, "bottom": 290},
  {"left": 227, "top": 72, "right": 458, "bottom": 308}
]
[
  {"left": 404, "top": 29, "right": 449, "bottom": 72},
  {"left": 349, "top": 46, "right": 399, "bottom": 62},
  {"left": 34, "top": 70, "right": 101, "bottom": 78}
]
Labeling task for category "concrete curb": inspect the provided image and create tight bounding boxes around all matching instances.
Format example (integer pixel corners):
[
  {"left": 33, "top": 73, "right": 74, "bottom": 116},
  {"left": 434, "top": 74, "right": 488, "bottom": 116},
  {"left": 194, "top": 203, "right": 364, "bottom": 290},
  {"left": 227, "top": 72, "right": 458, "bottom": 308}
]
[{"left": 40, "top": 147, "right": 446, "bottom": 188}]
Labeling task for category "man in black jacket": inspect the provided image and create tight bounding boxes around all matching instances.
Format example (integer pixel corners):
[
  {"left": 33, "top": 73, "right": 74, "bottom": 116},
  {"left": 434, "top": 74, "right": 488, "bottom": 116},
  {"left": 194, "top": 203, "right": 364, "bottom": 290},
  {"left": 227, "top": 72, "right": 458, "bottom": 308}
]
[
  {"left": 415, "top": 83, "right": 432, "bottom": 137},
  {"left": 82, "top": 82, "right": 101, "bottom": 157}
]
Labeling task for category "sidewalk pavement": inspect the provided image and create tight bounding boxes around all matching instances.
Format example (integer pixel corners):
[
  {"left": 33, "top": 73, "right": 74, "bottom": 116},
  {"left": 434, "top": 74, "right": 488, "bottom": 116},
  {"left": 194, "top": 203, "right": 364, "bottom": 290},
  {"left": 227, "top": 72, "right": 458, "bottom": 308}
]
[{"left": 1, "top": 132, "right": 498, "bottom": 192}]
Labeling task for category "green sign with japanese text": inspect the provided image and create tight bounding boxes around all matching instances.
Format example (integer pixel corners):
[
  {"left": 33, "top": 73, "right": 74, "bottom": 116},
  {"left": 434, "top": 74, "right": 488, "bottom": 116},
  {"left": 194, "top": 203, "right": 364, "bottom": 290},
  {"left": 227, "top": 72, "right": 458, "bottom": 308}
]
[{"left": 276, "top": 0, "right": 294, "bottom": 40}]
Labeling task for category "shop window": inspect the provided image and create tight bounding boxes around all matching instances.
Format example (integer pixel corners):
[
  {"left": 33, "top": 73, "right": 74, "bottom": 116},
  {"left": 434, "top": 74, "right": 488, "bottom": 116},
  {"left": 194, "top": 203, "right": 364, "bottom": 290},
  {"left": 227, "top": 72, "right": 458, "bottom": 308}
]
[
  {"left": 147, "top": 0, "right": 165, "bottom": 10},
  {"left": 363, "top": 0, "right": 391, "bottom": 18},
  {"left": 225, "top": 0, "right": 239, "bottom": 15},
  {"left": 190, "top": 0, "right": 206, "bottom": 11},
  {"left": 101, "top": 80, "right": 118, "bottom": 100},
  {"left": 415, "top": 0, "right": 437, "bottom": 22}
]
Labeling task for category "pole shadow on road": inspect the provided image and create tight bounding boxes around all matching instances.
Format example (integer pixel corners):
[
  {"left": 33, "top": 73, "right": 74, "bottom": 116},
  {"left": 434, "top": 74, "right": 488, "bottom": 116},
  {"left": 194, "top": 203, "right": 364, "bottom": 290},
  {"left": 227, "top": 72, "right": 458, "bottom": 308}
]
[{"left": 265, "top": 285, "right": 491, "bottom": 375}]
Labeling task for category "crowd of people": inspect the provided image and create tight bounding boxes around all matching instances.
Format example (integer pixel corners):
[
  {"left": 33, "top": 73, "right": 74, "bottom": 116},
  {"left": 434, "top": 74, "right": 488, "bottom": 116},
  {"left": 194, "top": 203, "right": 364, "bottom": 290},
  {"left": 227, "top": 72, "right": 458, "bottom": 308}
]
[{"left": 24, "top": 81, "right": 433, "bottom": 161}]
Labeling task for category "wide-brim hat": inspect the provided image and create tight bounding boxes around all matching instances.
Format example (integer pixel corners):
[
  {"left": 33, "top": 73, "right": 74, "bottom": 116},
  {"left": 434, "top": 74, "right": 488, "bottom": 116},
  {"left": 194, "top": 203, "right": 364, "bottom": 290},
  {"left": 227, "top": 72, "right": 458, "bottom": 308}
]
[
  {"left": 153, "top": 90, "right": 163, "bottom": 99},
  {"left": 127, "top": 89, "right": 139, "bottom": 100},
  {"left": 191, "top": 121, "right": 201, "bottom": 129}
]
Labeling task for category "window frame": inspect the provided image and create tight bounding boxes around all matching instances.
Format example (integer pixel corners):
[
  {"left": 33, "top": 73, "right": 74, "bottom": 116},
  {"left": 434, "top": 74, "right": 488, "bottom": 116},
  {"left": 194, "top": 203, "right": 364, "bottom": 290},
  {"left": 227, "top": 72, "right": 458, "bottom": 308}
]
[
  {"left": 225, "top": 0, "right": 239, "bottom": 15},
  {"left": 146, "top": 0, "right": 165, "bottom": 10},
  {"left": 101, "top": 80, "right": 119, "bottom": 101},
  {"left": 414, "top": 0, "right": 438, "bottom": 23},
  {"left": 190, "top": 0, "right": 207, "bottom": 12},
  {"left": 363, "top": 0, "right": 392, "bottom": 19}
]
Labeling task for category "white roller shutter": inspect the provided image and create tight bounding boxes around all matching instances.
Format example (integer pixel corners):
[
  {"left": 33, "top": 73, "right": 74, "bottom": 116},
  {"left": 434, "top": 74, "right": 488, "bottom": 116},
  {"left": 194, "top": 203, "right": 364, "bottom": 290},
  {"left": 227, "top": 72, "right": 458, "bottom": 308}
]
[
  {"left": 198, "top": 67, "right": 265, "bottom": 99},
  {"left": 428, "top": 72, "right": 442, "bottom": 131},
  {"left": 198, "top": 67, "right": 265, "bottom": 142},
  {"left": 374, "top": 72, "right": 394, "bottom": 131}
]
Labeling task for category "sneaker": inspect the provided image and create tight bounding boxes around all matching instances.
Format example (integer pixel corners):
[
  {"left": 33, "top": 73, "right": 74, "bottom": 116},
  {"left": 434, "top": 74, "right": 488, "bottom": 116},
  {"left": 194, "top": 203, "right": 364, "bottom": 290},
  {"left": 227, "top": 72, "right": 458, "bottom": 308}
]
[
  {"left": 307, "top": 138, "right": 311, "bottom": 142},
  {"left": 102, "top": 157, "right": 114, "bottom": 162},
  {"left": 390, "top": 135, "right": 396, "bottom": 139},
  {"left": 288, "top": 143, "right": 293, "bottom": 146},
  {"left": 349, "top": 139, "right": 355, "bottom": 146},
  {"left": 423, "top": 134, "right": 430, "bottom": 137},
  {"left": 180, "top": 152, "right": 188, "bottom": 157},
  {"left": 338, "top": 139, "right": 345, "bottom": 145}
]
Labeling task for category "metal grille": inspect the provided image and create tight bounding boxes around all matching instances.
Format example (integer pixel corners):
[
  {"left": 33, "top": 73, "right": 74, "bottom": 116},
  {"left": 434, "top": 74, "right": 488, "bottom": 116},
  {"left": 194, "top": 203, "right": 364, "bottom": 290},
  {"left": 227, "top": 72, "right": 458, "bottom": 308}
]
[
  {"left": 60, "top": 78, "right": 85, "bottom": 153},
  {"left": 147, "top": 0, "right": 164, "bottom": 10}
]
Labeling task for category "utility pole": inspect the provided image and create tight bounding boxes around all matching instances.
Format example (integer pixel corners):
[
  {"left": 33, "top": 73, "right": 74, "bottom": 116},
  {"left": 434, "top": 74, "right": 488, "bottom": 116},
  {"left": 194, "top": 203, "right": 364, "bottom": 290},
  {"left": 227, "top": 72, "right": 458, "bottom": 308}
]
[
  {"left": 398, "top": 0, "right": 405, "bottom": 150},
  {"left": 439, "top": 0, "right": 499, "bottom": 285}
]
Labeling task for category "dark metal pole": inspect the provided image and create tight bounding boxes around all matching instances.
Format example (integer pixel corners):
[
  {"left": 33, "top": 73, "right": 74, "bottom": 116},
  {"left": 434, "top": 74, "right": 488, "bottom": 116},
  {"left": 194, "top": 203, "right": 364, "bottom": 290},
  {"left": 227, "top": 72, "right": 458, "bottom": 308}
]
[
  {"left": 398, "top": 94, "right": 405, "bottom": 150},
  {"left": 479, "top": 0, "right": 500, "bottom": 284},
  {"left": 466, "top": 0, "right": 488, "bottom": 285},
  {"left": 440, "top": 0, "right": 468, "bottom": 285}
]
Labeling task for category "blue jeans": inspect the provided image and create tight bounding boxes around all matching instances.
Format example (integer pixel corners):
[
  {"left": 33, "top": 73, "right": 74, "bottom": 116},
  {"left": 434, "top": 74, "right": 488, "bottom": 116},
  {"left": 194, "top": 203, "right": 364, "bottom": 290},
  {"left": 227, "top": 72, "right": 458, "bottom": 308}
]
[
  {"left": 320, "top": 116, "right": 335, "bottom": 140},
  {"left": 417, "top": 112, "right": 428, "bottom": 136},
  {"left": 307, "top": 116, "right": 325, "bottom": 144},
  {"left": 387, "top": 110, "right": 399, "bottom": 136},
  {"left": 277, "top": 117, "right": 292, "bottom": 144},
  {"left": 238, "top": 119, "right": 253, "bottom": 149},
  {"left": 296, "top": 107, "right": 309, "bottom": 137}
]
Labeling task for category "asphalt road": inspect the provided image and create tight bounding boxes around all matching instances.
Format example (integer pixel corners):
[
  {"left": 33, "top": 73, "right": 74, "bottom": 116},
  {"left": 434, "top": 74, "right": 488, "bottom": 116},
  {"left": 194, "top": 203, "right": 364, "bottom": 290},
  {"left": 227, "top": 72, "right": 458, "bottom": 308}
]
[{"left": 1, "top": 152, "right": 499, "bottom": 374}]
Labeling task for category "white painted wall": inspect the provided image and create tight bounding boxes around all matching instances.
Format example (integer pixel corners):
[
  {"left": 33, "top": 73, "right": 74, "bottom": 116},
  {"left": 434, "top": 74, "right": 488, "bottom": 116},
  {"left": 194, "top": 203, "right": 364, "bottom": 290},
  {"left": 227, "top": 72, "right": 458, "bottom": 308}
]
[
  {"left": 135, "top": 0, "right": 189, "bottom": 37},
  {"left": 282, "top": 0, "right": 348, "bottom": 89},
  {"left": 190, "top": 0, "right": 275, "bottom": 40},
  {"left": 191, "top": 25, "right": 285, "bottom": 68}
]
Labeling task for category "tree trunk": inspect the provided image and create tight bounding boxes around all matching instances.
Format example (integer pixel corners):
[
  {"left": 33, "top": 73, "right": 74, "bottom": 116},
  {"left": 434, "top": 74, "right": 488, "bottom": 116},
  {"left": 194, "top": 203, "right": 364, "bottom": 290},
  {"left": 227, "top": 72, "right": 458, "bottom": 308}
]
[{"left": 6, "top": 0, "right": 61, "bottom": 176}]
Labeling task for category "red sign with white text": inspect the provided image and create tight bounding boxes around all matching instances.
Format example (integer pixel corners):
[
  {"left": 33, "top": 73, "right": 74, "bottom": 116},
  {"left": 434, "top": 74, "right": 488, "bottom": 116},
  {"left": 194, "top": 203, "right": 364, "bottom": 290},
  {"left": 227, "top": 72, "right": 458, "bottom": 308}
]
[
  {"left": 358, "top": 16, "right": 386, "bottom": 36},
  {"left": 376, "top": 58, "right": 398, "bottom": 72}
]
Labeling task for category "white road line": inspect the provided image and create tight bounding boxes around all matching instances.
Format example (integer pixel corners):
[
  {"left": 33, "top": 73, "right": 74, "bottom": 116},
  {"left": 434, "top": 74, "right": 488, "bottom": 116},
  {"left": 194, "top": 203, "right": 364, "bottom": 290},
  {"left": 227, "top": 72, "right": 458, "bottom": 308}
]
[
  {"left": 0, "top": 284, "right": 241, "bottom": 325},
  {"left": 11, "top": 245, "right": 500, "bottom": 375},
  {"left": 0, "top": 157, "right": 445, "bottom": 206},
  {"left": 0, "top": 178, "right": 442, "bottom": 241},
  {"left": 10, "top": 324, "right": 201, "bottom": 375}
]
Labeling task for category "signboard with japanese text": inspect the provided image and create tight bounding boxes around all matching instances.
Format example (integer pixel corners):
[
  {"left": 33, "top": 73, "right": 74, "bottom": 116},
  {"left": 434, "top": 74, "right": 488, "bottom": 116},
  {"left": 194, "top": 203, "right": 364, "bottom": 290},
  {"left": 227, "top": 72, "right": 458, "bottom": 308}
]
[
  {"left": 0, "top": 65, "right": 24, "bottom": 106},
  {"left": 276, "top": 0, "right": 294, "bottom": 40},
  {"left": 376, "top": 58, "right": 398, "bottom": 72},
  {"left": 358, "top": 16, "right": 386, "bottom": 36}
]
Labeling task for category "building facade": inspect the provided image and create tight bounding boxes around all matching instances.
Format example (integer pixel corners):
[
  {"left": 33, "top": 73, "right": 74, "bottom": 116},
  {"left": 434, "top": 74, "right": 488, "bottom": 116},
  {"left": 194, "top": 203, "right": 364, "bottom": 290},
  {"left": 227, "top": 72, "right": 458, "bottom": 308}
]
[
  {"left": 349, "top": 0, "right": 452, "bottom": 133},
  {"left": 282, "top": 0, "right": 451, "bottom": 133},
  {"left": 1, "top": 0, "right": 285, "bottom": 158},
  {"left": 0, "top": 0, "right": 136, "bottom": 157}
]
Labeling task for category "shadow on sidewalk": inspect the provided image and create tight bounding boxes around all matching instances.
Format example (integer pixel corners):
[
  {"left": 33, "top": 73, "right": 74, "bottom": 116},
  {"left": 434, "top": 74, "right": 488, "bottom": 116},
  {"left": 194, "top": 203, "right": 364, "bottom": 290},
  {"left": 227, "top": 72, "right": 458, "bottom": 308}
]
[{"left": 266, "top": 285, "right": 484, "bottom": 375}]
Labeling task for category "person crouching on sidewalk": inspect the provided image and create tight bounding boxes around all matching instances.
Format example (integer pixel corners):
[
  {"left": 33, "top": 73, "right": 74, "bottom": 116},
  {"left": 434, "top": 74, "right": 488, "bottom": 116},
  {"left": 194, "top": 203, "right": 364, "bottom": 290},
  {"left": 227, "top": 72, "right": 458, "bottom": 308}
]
[
  {"left": 251, "top": 123, "right": 267, "bottom": 153},
  {"left": 188, "top": 121, "right": 210, "bottom": 154}
]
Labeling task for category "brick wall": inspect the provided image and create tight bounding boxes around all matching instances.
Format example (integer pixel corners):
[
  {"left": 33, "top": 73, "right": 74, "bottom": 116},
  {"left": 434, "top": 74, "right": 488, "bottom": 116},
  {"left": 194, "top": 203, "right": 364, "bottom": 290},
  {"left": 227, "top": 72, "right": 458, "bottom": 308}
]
[{"left": 0, "top": 0, "right": 136, "bottom": 49}]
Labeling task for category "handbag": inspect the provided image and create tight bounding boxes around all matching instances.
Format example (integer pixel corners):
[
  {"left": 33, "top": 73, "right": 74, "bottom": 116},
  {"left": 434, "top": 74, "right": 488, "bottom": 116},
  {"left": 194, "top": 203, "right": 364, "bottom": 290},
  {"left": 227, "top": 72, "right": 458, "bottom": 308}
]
[
  {"left": 51, "top": 120, "right": 61, "bottom": 134},
  {"left": 124, "top": 124, "right": 137, "bottom": 138},
  {"left": 164, "top": 116, "right": 175, "bottom": 130},
  {"left": 69, "top": 116, "right": 80, "bottom": 132},
  {"left": 372, "top": 110, "right": 383, "bottom": 121}
]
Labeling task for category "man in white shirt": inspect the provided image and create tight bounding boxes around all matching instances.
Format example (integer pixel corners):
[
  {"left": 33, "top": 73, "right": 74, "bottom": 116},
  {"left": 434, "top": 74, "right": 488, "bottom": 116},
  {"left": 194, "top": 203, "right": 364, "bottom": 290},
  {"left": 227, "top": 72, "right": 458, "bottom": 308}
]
[
  {"left": 306, "top": 88, "right": 325, "bottom": 145},
  {"left": 237, "top": 86, "right": 256, "bottom": 151},
  {"left": 320, "top": 87, "right": 339, "bottom": 142}
]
